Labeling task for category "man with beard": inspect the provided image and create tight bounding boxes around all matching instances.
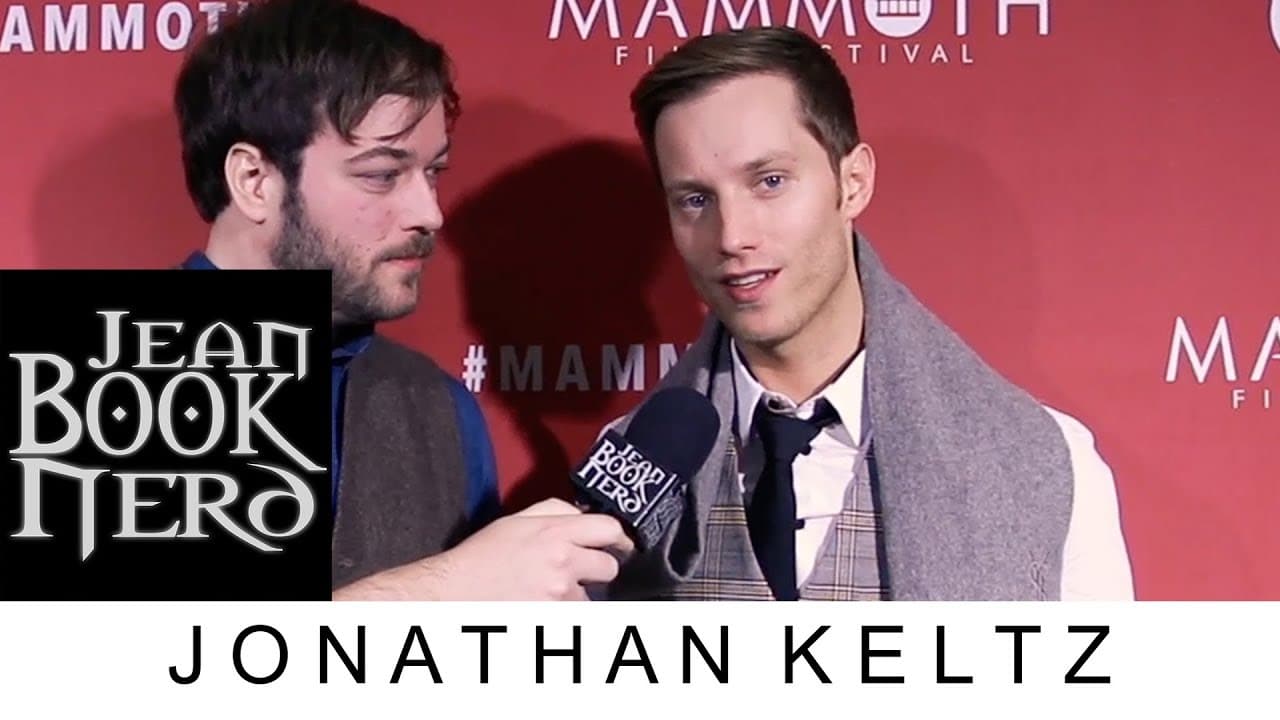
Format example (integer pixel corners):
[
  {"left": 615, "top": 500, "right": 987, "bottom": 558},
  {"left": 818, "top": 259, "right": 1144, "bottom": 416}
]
[{"left": 174, "top": 0, "right": 632, "bottom": 600}]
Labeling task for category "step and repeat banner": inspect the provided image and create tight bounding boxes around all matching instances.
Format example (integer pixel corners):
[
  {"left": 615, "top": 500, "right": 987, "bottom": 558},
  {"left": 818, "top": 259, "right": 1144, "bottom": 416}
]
[{"left": 0, "top": 0, "right": 1277, "bottom": 603}]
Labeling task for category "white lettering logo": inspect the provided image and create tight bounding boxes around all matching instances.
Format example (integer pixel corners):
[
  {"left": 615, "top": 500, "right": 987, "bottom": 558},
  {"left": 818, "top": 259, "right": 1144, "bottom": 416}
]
[
  {"left": 864, "top": 0, "right": 931, "bottom": 38},
  {"left": 576, "top": 434, "right": 680, "bottom": 518},
  {"left": 556, "top": 0, "right": 1052, "bottom": 68},
  {"left": 8, "top": 310, "right": 322, "bottom": 561},
  {"left": 0, "top": 2, "right": 249, "bottom": 55},
  {"left": 1165, "top": 315, "right": 1280, "bottom": 412},
  {"left": 1271, "top": 0, "right": 1280, "bottom": 53}
]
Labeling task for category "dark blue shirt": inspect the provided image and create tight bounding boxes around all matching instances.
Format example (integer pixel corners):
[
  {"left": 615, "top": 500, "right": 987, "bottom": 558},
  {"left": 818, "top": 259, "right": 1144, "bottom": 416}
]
[{"left": 179, "top": 251, "right": 500, "bottom": 530}]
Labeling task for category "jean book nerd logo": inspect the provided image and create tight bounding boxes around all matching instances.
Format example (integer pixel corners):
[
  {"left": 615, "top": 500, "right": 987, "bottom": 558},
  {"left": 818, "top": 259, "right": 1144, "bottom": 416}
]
[
  {"left": 574, "top": 429, "right": 684, "bottom": 549},
  {"left": 0, "top": 270, "right": 331, "bottom": 600}
]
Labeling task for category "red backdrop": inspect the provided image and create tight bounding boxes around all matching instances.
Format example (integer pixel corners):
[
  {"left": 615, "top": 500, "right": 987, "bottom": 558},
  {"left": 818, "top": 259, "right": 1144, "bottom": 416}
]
[{"left": 2, "top": 0, "right": 1278, "bottom": 599}]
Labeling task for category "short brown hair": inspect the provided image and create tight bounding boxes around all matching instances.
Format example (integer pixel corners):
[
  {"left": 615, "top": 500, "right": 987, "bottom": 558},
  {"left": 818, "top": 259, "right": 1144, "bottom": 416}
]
[
  {"left": 630, "top": 26, "right": 859, "bottom": 178},
  {"left": 174, "top": 0, "right": 460, "bottom": 222}
]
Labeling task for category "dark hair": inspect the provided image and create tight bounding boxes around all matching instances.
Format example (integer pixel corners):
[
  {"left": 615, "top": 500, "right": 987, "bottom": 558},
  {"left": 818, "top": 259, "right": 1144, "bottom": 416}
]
[
  {"left": 630, "top": 26, "right": 859, "bottom": 178},
  {"left": 174, "top": 0, "right": 460, "bottom": 222}
]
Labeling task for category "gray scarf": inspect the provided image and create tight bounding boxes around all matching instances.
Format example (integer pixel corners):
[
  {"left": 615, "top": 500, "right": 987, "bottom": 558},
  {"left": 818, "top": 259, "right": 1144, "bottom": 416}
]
[{"left": 607, "top": 234, "right": 1073, "bottom": 600}]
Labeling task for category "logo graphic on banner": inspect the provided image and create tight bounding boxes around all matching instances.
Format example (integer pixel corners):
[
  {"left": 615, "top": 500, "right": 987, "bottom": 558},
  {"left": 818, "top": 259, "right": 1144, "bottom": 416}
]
[
  {"left": 1164, "top": 315, "right": 1280, "bottom": 411},
  {"left": 1271, "top": 0, "right": 1280, "bottom": 53},
  {"left": 459, "top": 342, "right": 692, "bottom": 394},
  {"left": 0, "top": 1, "right": 247, "bottom": 55},
  {"left": 864, "top": 0, "right": 932, "bottom": 38},
  {"left": 547, "top": 0, "right": 1053, "bottom": 68},
  {"left": 0, "top": 269, "right": 332, "bottom": 600}
]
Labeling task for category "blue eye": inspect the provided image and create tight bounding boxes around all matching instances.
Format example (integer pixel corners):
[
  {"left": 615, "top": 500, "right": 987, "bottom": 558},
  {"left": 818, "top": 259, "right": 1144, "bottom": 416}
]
[
  {"left": 681, "top": 193, "right": 709, "bottom": 210},
  {"left": 761, "top": 175, "right": 784, "bottom": 190}
]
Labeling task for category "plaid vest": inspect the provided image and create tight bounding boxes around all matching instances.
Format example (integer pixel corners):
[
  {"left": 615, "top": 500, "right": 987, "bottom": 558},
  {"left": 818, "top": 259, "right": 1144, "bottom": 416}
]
[{"left": 664, "top": 431, "right": 887, "bottom": 601}]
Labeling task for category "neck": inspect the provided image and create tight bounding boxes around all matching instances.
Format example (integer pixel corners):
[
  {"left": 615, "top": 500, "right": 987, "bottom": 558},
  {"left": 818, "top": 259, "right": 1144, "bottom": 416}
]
[
  {"left": 204, "top": 215, "right": 275, "bottom": 270},
  {"left": 737, "top": 265, "right": 865, "bottom": 404}
]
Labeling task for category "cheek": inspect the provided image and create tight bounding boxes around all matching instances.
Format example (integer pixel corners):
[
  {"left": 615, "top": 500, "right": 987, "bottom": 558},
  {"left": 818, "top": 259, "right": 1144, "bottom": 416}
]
[
  {"left": 780, "top": 185, "right": 843, "bottom": 263},
  {"left": 671, "top": 223, "right": 709, "bottom": 269},
  {"left": 327, "top": 203, "right": 398, "bottom": 263},
  {"left": 350, "top": 204, "right": 396, "bottom": 246},
  {"left": 300, "top": 175, "right": 395, "bottom": 245}
]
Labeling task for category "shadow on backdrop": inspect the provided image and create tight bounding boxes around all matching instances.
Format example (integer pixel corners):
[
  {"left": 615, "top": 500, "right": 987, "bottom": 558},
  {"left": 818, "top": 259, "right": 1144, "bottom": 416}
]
[
  {"left": 860, "top": 130, "right": 1063, "bottom": 403},
  {"left": 445, "top": 104, "right": 692, "bottom": 512},
  {"left": 32, "top": 113, "right": 203, "bottom": 269},
  {"left": 865, "top": 130, "right": 1160, "bottom": 592}
]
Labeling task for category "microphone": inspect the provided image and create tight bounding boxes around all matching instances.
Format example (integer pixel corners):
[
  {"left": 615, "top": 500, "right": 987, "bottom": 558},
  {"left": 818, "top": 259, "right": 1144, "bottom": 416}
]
[{"left": 572, "top": 387, "right": 720, "bottom": 552}]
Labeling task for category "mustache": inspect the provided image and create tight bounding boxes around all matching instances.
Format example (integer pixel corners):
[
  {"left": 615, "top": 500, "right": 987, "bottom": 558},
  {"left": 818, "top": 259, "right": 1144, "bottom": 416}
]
[{"left": 378, "top": 233, "right": 435, "bottom": 262}]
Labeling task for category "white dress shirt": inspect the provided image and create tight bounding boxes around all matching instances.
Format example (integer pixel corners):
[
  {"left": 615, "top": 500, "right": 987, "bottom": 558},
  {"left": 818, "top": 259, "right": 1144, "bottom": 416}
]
[{"left": 729, "top": 340, "right": 1135, "bottom": 600}]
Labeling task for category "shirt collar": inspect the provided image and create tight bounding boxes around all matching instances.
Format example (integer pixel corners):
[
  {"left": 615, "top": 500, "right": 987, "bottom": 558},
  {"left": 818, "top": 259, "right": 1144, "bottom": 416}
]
[
  {"left": 332, "top": 323, "right": 375, "bottom": 361},
  {"left": 180, "top": 250, "right": 219, "bottom": 270},
  {"left": 731, "top": 339, "right": 866, "bottom": 445}
]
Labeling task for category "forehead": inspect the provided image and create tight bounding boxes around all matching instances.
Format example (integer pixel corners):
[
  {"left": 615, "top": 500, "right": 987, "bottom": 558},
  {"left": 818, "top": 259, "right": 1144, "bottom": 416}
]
[
  {"left": 311, "top": 94, "right": 448, "bottom": 156},
  {"left": 652, "top": 73, "right": 812, "bottom": 172}
]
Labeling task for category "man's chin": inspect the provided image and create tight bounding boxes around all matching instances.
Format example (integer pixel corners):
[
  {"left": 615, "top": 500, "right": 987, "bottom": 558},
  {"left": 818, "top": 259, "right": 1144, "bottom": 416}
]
[
  {"left": 375, "top": 296, "right": 420, "bottom": 322},
  {"left": 721, "top": 315, "right": 788, "bottom": 349},
  {"left": 334, "top": 292, "right": 420, "bottom": 326}
]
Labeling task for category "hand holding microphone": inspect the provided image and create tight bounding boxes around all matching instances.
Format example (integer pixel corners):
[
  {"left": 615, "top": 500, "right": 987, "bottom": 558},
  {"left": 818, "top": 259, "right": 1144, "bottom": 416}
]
[
  {"left": 422, "top": 497, "right": 635, "bottom": 600},
  {"left": 332, "top": 387, "right": 718, "bottom": 601},
  {"left": 332, "top": 498, "right": 634, "bottom": 601},
  {"left": 440, "top": 386, "right": 720, "bottom": 601}
]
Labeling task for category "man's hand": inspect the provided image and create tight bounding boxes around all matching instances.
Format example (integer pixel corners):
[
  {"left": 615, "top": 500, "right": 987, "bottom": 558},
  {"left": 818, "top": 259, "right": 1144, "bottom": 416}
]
[{"left": 332, "top": 498, "right": 634, "bottom": 601}]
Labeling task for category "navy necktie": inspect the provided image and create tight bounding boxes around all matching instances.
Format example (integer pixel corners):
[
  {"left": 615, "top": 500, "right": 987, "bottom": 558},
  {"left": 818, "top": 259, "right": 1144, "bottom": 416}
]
[{"left": 747, "top": 398, "right": 840, "bottom": 601}]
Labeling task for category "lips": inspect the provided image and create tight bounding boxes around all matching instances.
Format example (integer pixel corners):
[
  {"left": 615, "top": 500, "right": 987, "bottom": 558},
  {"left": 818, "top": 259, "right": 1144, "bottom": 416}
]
[
  {"left": 383, "top": 246, "right": 430, "bottom": 263},
  {"left": 720, "top": 269, "right": 778, "bottom": 304},
  {"left": 382, "top": 254, "right": 427, "bottom": 273}
]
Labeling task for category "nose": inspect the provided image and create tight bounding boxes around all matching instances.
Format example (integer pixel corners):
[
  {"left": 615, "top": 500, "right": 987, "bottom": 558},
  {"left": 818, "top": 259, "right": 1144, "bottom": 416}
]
[
  {"left": 715, "top": 195, "right": 756, "bottom": 257},
  {"left": 401, "top": 171, "right": 444, "bottom": 236}
]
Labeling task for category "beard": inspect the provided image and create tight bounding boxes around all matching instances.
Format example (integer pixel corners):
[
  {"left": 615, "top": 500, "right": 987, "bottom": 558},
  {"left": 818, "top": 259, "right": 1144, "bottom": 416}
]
[{"left": 269, "top": 185, "right": 434, "bottom": 326}]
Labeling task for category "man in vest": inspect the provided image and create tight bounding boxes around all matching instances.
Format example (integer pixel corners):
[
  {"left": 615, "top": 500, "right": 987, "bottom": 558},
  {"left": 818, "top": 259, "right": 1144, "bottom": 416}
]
[
  {"left": 173, "top": 0, "right": 632, "bottom": 600},
  {"left": 605, "top": 27, "right": 1134, "bottom": 601}
]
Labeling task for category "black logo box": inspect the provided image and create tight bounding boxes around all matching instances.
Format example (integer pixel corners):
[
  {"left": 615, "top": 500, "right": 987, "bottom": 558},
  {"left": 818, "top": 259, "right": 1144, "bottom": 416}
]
[{"left": 1, "top": 270, "right": 332, "bottom": 600}]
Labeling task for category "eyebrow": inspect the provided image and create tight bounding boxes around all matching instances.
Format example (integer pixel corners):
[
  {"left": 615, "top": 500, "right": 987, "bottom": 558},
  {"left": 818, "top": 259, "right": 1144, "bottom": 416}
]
[
  {"left": 343, "top": 139, "right": 450, "bottom": 166},
  {"left": 664, "top": 178, "right": 711, "bottom": 197},
  {"left": 663, "top": 152, "right": 798, "bottom": 195},
  {"left": 739, "top": 152, "right": 796, "bottom": 174},
  {"left": 344, "top": 146, "right": 413, "bottom": 165}
]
